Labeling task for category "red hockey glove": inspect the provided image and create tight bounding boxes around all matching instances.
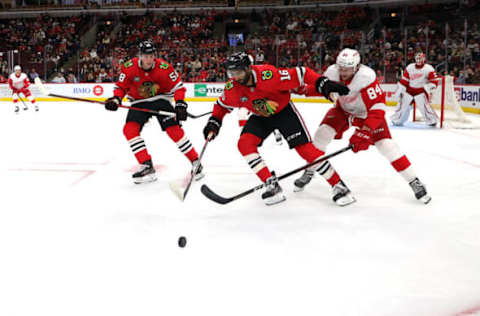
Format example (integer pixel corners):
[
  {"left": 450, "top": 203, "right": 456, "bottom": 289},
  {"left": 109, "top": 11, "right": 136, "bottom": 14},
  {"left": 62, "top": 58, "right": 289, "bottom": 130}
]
[{"left": 349, "top": 127, "right": 374, "bottom": 153}]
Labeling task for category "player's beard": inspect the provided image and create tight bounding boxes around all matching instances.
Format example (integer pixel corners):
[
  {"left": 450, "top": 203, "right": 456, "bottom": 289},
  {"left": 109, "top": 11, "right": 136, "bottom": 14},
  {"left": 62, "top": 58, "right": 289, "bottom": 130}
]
[{"left": 238, "top": 70, "right": 252, "bottom": 86}]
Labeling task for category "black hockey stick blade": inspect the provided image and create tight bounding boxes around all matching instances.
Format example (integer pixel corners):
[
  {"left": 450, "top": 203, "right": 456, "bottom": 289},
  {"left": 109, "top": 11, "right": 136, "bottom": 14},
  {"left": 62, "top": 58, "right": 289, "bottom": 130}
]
[
  {"left": 200, "top": 145, "right": 353, "bottom": 205},
  {"left": 200, "top": 185, "right": 234, "bottom": 204}
]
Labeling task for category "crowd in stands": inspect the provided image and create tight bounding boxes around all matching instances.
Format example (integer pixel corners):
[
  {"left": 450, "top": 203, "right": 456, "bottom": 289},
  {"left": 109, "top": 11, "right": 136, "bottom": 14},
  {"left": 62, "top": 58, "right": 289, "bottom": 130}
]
[
  {"left": 1, "top": 2, "right": 479, "bottom": 85},
  {"left": 0, "top": 13, "right": 92, "bottom": 82}
]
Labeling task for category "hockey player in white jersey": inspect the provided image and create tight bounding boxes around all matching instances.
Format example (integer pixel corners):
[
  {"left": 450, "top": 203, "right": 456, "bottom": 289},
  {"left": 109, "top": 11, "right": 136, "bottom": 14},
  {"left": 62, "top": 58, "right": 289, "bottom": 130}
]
[
  {"left": 294, "top": 48, "right": 431, "bottom": 204},
  {"left": 391, "top": 52, "right": 439, "bottom": 126},
  {"left": 8, "top": 65, "right": 38, "bottom": 113}
]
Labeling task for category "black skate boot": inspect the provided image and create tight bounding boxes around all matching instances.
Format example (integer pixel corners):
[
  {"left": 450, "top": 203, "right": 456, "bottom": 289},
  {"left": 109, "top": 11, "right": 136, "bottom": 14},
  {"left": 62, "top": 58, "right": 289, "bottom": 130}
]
[
  {"left": 132, "top": 160, "right": 157, "bottom": 184},
  {"left": 332, "top": 180, "right": 356, "bottom": 206},
  {"left": 293, "top": 169, "right": 315, "bottom": 192},
  {"left": 409, "top": 177, "right": 431, "bottom": 204},
  {"left": 261, "top": 172, "right": 286, "bottom": 206},
  {"left": 14, "top": 106, "right": 19, "bottom": 114},
  {"left": 192, "top": 159, "right": 204, "bottom": 181}
]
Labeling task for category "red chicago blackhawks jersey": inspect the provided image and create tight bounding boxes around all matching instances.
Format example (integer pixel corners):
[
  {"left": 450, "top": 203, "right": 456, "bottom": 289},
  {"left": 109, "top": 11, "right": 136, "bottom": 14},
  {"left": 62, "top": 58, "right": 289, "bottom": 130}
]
[
  {"left": 212, "top": 64, "right": 321, "bottom": 120},
  {"left": 113, "top": 57, "right": 186, "bottom": 102}
]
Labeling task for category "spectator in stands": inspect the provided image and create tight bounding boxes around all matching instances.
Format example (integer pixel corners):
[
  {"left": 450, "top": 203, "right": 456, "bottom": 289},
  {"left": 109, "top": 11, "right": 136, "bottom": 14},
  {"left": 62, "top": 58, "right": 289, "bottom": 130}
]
[
  {"left": 29, "top": 68, "right": 39, "bottom": 81},
  {"left": 51, "top": 72, "right": 66, "bottom": 83}
]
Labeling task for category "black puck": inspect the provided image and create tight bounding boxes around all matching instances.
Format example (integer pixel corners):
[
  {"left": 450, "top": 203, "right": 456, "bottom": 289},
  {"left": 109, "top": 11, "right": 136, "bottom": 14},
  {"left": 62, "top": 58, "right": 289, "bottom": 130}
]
[{"left": 178, "top": 236, "right": 187, "bottom": 248}]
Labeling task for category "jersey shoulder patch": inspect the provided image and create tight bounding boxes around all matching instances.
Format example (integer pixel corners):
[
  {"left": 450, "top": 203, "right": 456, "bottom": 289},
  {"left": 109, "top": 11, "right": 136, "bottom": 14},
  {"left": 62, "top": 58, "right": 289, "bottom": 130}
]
[
  {"left": 159, "top": 62, "right": 170, "bottom": 70},
  {"left": 261, "top": 69, "right": 274, "bottom": 81},
  {"left": 123, "top": 60, "right": 134, "bottom": 68},
  {"left": 225, "top": 80, "right": 234, "bottom": 90}
]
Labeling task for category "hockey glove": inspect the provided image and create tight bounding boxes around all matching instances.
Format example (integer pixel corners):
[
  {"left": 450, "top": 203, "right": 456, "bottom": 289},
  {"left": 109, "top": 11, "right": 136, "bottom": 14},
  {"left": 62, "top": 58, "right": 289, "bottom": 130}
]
[
  {"left": 105, "top": 96, "right": 121, "bottom": 111},
  {"left": 424, "top": 83, "right": 436, "bottom": 95},
  {"left": 203, "top": 116, "right": 222, "bottom": 141},
  {"left": 316, "top": 76, "right": 350, "bottom": 101},
  {"left": 175, "top": 100, "right": 188, "bottom": 121},
  {"left": 349, "top": 127, "right": 374, "bottom": 153}
]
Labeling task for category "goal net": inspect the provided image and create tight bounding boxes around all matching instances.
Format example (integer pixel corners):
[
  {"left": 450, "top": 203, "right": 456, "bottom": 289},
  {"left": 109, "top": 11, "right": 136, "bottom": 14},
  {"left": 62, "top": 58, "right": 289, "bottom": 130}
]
[{"left": 414, "top": 75, "right": 479, "bottom": 129}]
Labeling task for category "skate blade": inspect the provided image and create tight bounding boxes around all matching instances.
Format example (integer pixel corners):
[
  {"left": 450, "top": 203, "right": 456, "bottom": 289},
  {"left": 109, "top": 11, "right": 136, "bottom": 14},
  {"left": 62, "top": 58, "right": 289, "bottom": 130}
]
[
  {"left": 264, "top": 195, "right": 286, "bottom": 206},
  {"left": 419, "top": 195, "right": 432, "bottom": 204},
  {"left": 133, "top": 174, "right": 157, "bottom": 184},
  {"left": 335, "top": 194, "right": 356, "bottom": 206}
]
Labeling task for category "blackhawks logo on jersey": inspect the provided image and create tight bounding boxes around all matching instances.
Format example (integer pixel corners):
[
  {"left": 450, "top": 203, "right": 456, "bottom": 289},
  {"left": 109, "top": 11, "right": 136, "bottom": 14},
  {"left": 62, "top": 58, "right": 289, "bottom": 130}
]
[
  {"left": 138, "top": 81, "right": 160, "bottom": 98},
  {"left": 252, "top": 98, "right": 279, "bottom": 117}
]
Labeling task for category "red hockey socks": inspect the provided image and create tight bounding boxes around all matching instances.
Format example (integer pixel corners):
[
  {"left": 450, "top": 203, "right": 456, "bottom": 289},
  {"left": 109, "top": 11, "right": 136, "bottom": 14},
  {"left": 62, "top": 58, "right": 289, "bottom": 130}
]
[
  {"left": 123, "top": 122, "right": 151, "bottom": 164},
  {"left": 165, "top": 125, "right": 198, "bottom": 162},
  {"left": 238, "top": 133, "right": 272, "bottom": 182},
  {"left": 295, "top": 143, "right": 341, "bottom": 187}
]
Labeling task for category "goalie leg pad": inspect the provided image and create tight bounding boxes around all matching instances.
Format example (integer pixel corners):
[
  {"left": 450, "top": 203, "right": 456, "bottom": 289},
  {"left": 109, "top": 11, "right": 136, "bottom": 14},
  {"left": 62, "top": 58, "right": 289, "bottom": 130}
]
[{"left": 391, "top": 92, "right": 413, "bottom": 126}]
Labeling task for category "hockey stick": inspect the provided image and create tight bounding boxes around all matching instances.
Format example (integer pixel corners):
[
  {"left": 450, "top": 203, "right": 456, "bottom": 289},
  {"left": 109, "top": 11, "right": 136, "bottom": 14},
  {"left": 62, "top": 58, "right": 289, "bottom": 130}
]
[
  {"left": 169, "top": 134, "right": 212, "bottom": 201},
  {"left": 201, "top": 145, "right": 353, "bottom": 205},
  {"left": 17, "top": 95, "right": 29, "bottom": 110},
  {"left": 34, "top": 77, "right": 211, "bottom": 119}
]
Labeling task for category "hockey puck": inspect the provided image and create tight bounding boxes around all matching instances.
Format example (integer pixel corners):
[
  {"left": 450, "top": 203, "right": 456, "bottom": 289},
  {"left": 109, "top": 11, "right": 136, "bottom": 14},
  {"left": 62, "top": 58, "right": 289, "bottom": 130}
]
[{"left": 178, "top": 236, "right": 187, "bottom": 248}]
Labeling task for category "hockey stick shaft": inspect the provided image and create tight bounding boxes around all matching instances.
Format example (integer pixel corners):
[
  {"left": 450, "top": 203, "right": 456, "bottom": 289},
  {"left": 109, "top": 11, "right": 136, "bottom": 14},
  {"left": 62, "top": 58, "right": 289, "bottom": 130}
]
[
  {"left": 181, "top": 134, "right": 212, "bottom": 200},
  {"left": 33, "top": 78, "right": 211, "bottom": 119},
  {"left": 201, "top": 145, "right": 353, "bottom": 204}
]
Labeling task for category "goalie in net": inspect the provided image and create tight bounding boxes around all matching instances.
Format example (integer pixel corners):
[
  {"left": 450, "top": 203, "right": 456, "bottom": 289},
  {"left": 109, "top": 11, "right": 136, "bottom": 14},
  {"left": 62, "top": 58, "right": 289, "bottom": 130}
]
[{"left": 391, "top": 52, "right": 475, "bottom": 128}]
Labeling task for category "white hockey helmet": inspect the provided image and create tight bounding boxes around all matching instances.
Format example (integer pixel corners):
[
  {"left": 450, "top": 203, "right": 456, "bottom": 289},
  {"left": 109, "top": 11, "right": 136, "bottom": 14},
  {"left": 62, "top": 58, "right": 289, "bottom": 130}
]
[
  {"left": 14, "top": 65, "right": 21, "bottom": 71},
  {"left": 336, "top": 48, "right": 361, "bottom": 71}
]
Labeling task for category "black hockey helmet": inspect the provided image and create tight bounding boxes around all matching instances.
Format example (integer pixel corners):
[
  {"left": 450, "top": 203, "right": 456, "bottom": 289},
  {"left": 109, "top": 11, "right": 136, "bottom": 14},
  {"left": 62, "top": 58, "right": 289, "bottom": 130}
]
[
  {"left": 225, "top": 52, "right": 252, "bottom": 71},
  {"left": 138, "top": 40, "right": 156, "bottom": 55}
]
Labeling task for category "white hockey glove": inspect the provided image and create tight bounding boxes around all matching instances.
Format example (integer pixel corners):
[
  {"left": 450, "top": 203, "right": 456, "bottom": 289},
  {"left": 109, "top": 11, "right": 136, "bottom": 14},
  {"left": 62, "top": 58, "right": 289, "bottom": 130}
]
[{"left": 424, "top": 83, "right": 436, "bottom": 94}]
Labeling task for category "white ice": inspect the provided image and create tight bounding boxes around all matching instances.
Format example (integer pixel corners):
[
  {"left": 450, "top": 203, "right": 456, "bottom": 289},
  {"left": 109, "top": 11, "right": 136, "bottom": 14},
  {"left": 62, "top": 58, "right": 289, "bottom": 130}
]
[{"left": 0, "top": 101, "right": 480, "bottom": 316}]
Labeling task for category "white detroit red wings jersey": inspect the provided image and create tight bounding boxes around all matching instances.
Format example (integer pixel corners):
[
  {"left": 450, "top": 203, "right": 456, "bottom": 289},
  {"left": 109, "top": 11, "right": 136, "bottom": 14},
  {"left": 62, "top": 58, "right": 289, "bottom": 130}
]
[
  {"left": 8, "top": 72, "right": 30, "bottom": 91},
  {"left": 399, "top": 63, "right": 438, "bottom": 96},
  {"left": 323, "top": 64, "right": 386, "bottom": 120}
]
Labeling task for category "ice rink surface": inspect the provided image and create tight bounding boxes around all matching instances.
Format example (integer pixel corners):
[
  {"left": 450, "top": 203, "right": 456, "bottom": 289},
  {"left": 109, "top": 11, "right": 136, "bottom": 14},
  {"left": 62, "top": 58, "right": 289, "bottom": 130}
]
[{"left": 1, "top": 100, "right": 479, "bottom": 316}]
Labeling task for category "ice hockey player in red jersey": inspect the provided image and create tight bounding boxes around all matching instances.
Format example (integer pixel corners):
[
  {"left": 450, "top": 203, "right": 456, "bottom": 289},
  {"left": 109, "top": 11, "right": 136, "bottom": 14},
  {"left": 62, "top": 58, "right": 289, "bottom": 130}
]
[
  {"left": 104, "top": 41, "right": 203, "bottom": 184},
  {"left": 8, "top": 65, "right": 38, "bottom": 113},
  {"left": 391, "top": 52, "right": 439, "bottom": 126},
  {"left": 294, "top": 48, "right": 431, "bottom": 204},
  {"left": 202, "top": 52, "right": 355, "bottom": 206}
]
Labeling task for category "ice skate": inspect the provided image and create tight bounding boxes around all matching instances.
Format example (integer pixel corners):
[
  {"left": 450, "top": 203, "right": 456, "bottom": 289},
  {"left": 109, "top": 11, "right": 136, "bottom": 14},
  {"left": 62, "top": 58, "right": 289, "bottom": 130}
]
[
  {"left": 261, "top": 172, "right": 286, "bottom": 205},
  {"left": 293, "top": 169, "right": 315, "bottom": 192},
  {"left": 192, "top": 159, "right": 204, "bottom": 181},
  {"left": 409, "top": 177, "right": 431, "bottom": 204},
  {"left": 14, "top": 106, "right": 19, "bottom": 114},
  {"left": 35, "top": 105, "right": 39, "bottom": 112},
  {"left": 332, "top": 180, "right": 356, "bottom": 206},
  {"left": 132, "top": 160, "right": 157, "bottom": 184},
  {"left": 23, "top": 105, "right": 28, "bottom": 111}
]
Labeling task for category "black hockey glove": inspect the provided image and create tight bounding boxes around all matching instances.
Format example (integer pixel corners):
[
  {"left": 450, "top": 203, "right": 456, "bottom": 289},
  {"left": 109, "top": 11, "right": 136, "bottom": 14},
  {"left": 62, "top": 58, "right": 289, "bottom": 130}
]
[
  {"left": 105, "top": 96, "right": 121, "bottom": 111},
  {"left": 203, "top": 116, "right": 222, "bottom": 141},
  {"left": 175, "top": 100, "right": 188, "bottom": 121},
  {"left": 315, "top": 76, "right": 350, "bottom": 102}
]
